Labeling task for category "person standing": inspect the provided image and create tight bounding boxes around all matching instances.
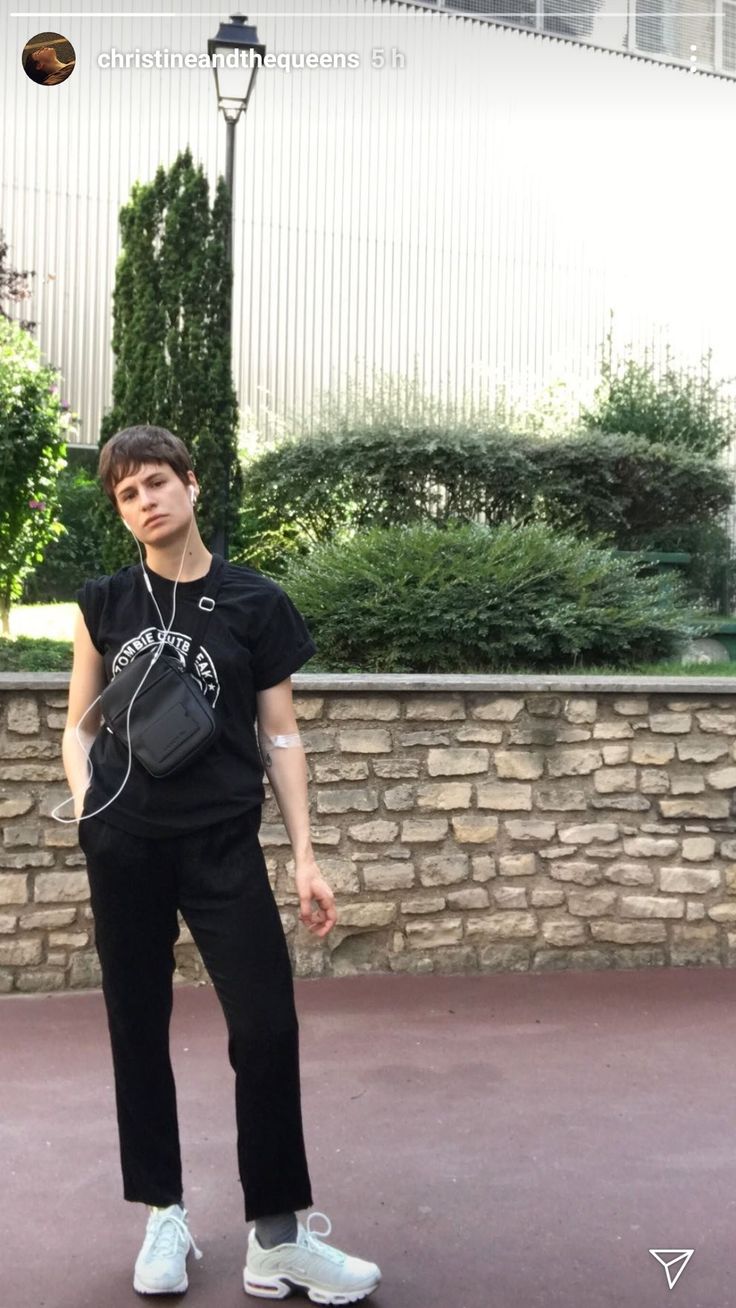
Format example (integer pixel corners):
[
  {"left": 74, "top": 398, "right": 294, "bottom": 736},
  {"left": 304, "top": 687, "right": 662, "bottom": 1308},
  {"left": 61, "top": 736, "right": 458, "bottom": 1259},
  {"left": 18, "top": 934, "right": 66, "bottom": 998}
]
[{"left": 61, "top": 425, "right": 382, "bottom": 1302}]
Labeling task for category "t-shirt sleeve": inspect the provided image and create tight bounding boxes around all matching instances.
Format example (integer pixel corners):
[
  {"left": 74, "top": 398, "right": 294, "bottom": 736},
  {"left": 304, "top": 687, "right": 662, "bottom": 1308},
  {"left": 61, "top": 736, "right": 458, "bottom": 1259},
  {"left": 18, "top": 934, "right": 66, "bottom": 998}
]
[
  {"left": 251, "top": 587, "right": 317, "bottom": 691},
  {"left": 75, "top": 578, "right": 106, "bottom": 656}
]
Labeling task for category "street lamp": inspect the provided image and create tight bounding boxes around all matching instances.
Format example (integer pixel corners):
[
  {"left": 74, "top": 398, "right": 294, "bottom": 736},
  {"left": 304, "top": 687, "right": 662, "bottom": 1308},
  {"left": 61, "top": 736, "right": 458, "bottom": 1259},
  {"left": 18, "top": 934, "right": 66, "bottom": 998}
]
[{"left": 207, "top": 12, "right": 266, "bottom": 555}]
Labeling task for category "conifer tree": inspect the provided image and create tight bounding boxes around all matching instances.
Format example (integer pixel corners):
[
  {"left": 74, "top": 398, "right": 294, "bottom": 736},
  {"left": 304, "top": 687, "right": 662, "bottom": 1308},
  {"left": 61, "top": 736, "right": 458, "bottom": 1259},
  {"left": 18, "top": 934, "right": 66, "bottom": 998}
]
[{"left": 100, "top": 148, "right": 239, "bottom": 562}]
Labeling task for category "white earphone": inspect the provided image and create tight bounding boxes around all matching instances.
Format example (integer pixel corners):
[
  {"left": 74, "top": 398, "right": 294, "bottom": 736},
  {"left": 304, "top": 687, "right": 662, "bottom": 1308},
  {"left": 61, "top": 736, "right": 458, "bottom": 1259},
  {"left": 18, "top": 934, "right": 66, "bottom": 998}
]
[{"left": 52, "top": 479, "right": 201, "bottom": 825}]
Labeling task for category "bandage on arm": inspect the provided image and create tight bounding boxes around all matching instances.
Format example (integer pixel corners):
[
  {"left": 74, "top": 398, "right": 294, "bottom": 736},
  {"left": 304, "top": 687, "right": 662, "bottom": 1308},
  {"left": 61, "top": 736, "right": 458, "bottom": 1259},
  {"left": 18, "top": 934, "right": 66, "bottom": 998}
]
[{"left": 258, "top": 728, "right": 303, "bottom": 749}]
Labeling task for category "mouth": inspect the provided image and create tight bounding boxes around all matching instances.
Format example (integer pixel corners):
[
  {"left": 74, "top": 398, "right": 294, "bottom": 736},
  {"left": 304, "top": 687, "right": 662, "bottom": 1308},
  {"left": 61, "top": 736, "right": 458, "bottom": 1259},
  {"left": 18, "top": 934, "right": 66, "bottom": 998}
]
[{"left": 145, "top": 515, "right": 167, "bottom": 527}]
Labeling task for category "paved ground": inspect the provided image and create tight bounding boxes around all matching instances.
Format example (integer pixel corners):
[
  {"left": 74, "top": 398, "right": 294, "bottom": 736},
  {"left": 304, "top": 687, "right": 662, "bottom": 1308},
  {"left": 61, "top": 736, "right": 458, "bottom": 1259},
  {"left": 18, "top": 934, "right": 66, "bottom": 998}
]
[{"left": 3, "top": 967, "right": 736, "bottom": 1308}]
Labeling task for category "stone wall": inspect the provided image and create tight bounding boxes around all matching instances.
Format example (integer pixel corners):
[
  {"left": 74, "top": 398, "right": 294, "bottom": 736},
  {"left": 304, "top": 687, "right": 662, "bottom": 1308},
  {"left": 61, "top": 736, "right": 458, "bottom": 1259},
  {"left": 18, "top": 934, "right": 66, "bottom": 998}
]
[{"left": 2, "top": 673, "right": 736, "bottom": 992}]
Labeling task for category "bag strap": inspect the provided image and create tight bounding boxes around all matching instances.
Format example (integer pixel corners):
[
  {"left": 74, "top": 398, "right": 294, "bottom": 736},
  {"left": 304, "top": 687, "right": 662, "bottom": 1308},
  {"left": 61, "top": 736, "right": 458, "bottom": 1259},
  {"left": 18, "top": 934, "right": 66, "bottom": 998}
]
[{"left": 138, "top": 553, "right": 227, "bottom": 675}]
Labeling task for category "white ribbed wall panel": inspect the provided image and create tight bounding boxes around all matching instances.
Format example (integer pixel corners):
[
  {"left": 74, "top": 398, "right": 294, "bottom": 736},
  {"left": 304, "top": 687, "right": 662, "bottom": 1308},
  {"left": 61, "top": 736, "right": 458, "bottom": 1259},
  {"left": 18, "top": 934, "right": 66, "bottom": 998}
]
[{"left": 2, "top": 1, "right": 735, "bottom": 451}]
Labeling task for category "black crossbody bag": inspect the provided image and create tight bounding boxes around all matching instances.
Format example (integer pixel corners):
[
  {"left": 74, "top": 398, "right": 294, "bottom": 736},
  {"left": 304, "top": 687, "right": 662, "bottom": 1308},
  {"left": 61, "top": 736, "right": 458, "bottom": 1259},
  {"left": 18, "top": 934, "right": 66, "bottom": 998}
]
[{"left": 99, "top": 554, "right": 226, "bottom": 778}]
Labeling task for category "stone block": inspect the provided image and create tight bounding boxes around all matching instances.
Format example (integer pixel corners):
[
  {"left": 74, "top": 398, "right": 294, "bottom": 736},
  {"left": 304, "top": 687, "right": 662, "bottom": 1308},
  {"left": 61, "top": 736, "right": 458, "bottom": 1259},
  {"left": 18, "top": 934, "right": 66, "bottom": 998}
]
[
  {"left": 706, "top": 765, "right": 736, "bottom": 790},
  {"left": 594, "top": 767, "right": 637, "bottom": 793},
  {"left": 401, "top": 819, "right": 449, "bottom": 842},
  {"left": 696, "top": 711, "right": 736, "bottom": 734},
  {"left": 649, "top": 712, "right": 691, "bottom": 734},
  {"left": 530, "top": 887, "right": 565, "bottom": 907},
  {"left": 494, "top": 752, "right": 544, "bottom": 780},
  {"left": 639, "top": 770, "right": 670, "bottom": 794},
  {"left": 603, "top": 862, "right": 655, "bottom": 885},
  {"left": 383, "top": 785, "right": 416, "bottom": 811},
  {"left": 504, "top": 820, "right": 556, "bottom": 842},
  {"left": 335, "top": 903, "right": 396, "bottom": 929},
  {"left": 682, "top": 837, "right": 716, "bottom": 862},
  {"left": 316, "top": 789, "right": 378, "bottom": 814},
  {"left": 330, "top": 697, "right": 400, "bottom": 720},
  {"left": 405, "top": 916, "right": 463, "bottom": 948},
  {"left": 402, "top": 700, "right": 468, "bottom": 728},
  {"left": 592, "top": 721, "right": 634, "bottom": 740},
  {"left": 446, "top": 887, "right": 490, "bottom": 909},
  {"left": 619, "top": 894, "right": 684, "bottom": 919},
  {"left": 590, "top": 921, "right": 666, "bottom": 944},
  {"left": 536, "top": 785, "right": 587, "bottom": 811},
  {"left": 338, "top": 729, "right": 392, "bottom": 753},
  {"left": 450, "top": 816, "right": 499, "bottom": 844},
  {"left": 7, "top": 699, "right": 40, "bottom": 735},
  {"left": 16, "top": 970, "right": 65, "bottom": 992},
  {"left": 0, "top": 874, "right": 29, "bottom": 904},
  {"left": 362, "top": 863, "right": 416, "bottom": 891},
  {"left": 563, "top": 698, "right": 597, "bottom": 724},
  {"left": 631, "top": 741, "right": 676, "bottom": 766},
  {"left": 498, "top": 853, "right": 537, "bottom": 877},
  {"left": 0, "top": 937, "right": 43, "bottom": 965},
  {"left": 0, "top": 794, "right": 34, "bottom": 819},
  {"left": 613, "top": 698, "right": 648, "bottom": 716},
  {"left": 547, "top": 748, "right": 602, "bottom": 777},
  {"left": 427, "top": 748, "right": 490, "bottom": 776},
  {"left": 670, "top": 775, "right": 705, "bottom": 795},
  {"left": 347, "top": 820, "right": 400, "bottom": 843},
  {"left": 659, "top": 866, "right": 721, "bottom": 893},
  {"left": 471, "top": 698, "right": 524, "bottom": 721},
  {"left": 558, "top": 823, "right": 619, "bottom": 845},
  {"left": 548, "top": 861, "right": 602, "bottom": 886},
  {"left": 542, "top": 918, "right": 587, "bottom": 946},
  {"left": 492, "top": 886, "right": 528, "bottom": 908},
  {"left": 602, "top": 745, "right": 630, "bottom": 765},
  {"left": 478, "top": 944, "right": 531, "bottom": 971},
  {"left": 476, "top": 783, "right": 532, "bottom": 811},
  {"left": 465, "top": 911, "right": 537, "bottom": 940},
  {"left": 418, "top": 854, "right": 470, "bottom": 887},
  {"left": 566, "top": 889, "right": 618, "bottom": 916},
  {"left": 660, "top": 798, "right": 730, "bottom": 819},
  {"left": 471, "top": 855, "right": 496, "bottom": 883},
  {"left": 416, "top": 783, "right": 472, "bottom": 811},
  {"left": 401, "top": 896, "right": 447, "bottom": 915},
  {"left": 33, "top": 872, "right": 90, "bottom": 903},
  {"left": 622, "top": 836, "right": 679, "bottom": 858},
  {"left": 677, "top": 739, "right": 729, "bottom": 763}
]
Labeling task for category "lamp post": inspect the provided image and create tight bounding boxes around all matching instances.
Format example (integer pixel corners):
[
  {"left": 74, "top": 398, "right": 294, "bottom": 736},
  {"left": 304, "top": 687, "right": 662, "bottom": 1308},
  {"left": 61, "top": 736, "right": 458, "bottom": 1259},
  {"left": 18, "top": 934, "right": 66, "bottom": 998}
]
[{"left": 207, "top": 12, "right": 266, "bottom": 556}]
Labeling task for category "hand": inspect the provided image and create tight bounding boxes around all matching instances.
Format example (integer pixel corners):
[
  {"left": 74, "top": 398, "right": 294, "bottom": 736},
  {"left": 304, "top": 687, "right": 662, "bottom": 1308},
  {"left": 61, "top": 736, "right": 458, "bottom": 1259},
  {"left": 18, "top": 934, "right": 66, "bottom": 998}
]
[{"left": 295, "top": 858, "right": 337, "bottom": 938}]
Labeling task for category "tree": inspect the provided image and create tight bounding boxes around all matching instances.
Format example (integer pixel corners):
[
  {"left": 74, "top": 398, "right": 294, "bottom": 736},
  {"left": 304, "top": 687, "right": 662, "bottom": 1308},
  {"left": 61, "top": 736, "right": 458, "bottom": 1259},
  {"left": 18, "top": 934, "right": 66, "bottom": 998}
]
[
  {"left": 99, "top": 148, "right": 240, "bottom": 564},
  {"left": 0, "top": 230, "right": 37, "bottom": 333},
  {"left": 0, "top": 316, "right": 68, "bottom": 633}
]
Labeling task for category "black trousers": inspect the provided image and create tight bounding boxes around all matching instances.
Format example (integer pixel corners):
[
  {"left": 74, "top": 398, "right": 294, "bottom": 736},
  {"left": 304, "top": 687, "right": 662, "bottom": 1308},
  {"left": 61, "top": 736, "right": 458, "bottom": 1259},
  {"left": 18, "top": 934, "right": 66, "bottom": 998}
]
[{"left": 78, "top": 806, "right": 314, "bottom": 1222}]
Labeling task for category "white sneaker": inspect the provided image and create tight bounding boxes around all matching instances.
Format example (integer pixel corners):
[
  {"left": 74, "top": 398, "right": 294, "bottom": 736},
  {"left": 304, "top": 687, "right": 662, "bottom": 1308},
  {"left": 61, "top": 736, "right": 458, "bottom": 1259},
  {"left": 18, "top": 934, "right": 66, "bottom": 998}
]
[
  {"left": 243, "top": 1210, "right": 381, "bottom": 1304},
  {"left": 133, "top": 1203, "right": 203, "bottom": 1295}
]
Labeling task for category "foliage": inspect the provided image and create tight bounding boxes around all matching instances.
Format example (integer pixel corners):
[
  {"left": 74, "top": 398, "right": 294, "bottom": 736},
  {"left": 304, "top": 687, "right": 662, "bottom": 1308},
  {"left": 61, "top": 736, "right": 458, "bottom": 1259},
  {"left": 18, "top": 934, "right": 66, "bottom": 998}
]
[
  {"left": 21, "top": 463, "right": 109, "bottom": 602},
  {"left": 230, "top": 426, "right": 733, "bottom": 577},
  {"left": 0, "top": 636, "right": 72, "bottom": 671},
  {"left": 0, "top": 316, "right": 72, "bottom": 632},
  {"left": 582, "top": 339, "right": 736, "bottom": 457},
  {"left": 99, "top": 147, "right": 240, "bottom": 567},
  {"left": 535, "top": 430, "right": 733, "bottom": 546},
  {"left": 279, "top": 521, "right": 694, "bottom": 673},
  {"left": 0, "top": 229, "right": 36, "bottom": 332}
]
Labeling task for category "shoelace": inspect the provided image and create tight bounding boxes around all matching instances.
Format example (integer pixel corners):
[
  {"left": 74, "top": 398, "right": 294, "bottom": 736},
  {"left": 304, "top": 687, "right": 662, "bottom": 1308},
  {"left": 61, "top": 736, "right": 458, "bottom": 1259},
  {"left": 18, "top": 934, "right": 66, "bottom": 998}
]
[
  {"left": 300, "top": 1211, "right": 345, "bottom": 1265},
  {"left": 146, "top": 1208, "right": 203, "bottom": 1263}
]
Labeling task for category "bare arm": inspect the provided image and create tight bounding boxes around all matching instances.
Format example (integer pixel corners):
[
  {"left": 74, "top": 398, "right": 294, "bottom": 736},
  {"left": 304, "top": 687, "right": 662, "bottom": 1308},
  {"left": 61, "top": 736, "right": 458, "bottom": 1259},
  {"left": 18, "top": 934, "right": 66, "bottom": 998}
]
[
  {"left": 63, "top": 608, "right": 106, "bottom": 821},
  {"left": 256, "top": 676, "right": 336, "bottom": 936}
]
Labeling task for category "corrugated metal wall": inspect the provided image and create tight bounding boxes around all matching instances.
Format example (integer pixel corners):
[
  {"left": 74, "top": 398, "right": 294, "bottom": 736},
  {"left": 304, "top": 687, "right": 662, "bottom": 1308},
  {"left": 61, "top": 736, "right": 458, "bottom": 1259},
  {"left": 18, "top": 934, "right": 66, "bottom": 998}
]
[{"left": 2, "top": 0, "right": 735, "bottom": 451}]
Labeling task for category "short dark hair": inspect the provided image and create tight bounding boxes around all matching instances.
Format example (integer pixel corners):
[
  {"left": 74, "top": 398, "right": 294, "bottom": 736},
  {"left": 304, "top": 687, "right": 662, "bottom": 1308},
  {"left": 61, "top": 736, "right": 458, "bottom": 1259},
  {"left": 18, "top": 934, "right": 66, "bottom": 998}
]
[{"left": 99, "top": 426, "right": 194, "bottom": 511}]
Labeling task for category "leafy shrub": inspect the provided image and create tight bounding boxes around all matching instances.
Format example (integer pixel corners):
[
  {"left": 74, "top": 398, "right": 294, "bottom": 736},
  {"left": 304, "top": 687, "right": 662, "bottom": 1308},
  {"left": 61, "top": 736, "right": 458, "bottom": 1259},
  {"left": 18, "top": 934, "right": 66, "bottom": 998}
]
[
  {"left": 22, "top": 464, "right": 109, "bottom": 602},
  {"left": 280, "top": 522, "right": 694, "bottom": 673},
  {"left": 0, "top": 636, "right": 72, "bottom": 671},
  {"left": 232, "top": 427, "right": 733, "bottom": 583},
  {"left": 535, "top": 431, "right": 733, "bottom": 546},
  {"left": 582, "top": 346, "right": 735, "bottom": 457}
]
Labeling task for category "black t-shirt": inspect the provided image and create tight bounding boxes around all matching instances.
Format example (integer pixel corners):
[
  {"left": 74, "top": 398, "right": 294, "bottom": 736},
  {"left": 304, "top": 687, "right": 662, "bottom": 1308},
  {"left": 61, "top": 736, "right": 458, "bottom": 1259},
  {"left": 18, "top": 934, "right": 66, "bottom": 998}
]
[{"left": 75, "top": 555, "right": 317, "bottom": 838}]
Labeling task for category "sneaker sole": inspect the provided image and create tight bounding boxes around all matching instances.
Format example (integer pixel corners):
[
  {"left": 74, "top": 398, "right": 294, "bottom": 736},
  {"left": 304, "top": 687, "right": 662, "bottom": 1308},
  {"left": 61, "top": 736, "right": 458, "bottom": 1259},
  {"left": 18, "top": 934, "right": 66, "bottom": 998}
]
[
  {"left": 134, "top": 1272, "right": 189, "bottom": 1295},
  {"left": 243, "top": 1269, "right": 380, "bottom": 1304}
]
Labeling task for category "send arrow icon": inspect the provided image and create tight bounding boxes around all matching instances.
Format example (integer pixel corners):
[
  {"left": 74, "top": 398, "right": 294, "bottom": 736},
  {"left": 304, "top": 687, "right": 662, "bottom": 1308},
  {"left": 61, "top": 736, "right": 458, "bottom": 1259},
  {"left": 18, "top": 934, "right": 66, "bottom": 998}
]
[{"left": 649, "top": 1249, "right": 694, "bottom": 1289}]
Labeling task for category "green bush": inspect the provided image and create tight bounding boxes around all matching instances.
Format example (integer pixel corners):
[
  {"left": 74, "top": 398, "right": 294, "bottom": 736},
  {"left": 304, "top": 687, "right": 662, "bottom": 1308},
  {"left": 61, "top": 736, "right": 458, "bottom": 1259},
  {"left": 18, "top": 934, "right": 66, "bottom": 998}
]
[
  {"left": 0, "top": 636, "right": 72, "bottom": 671},
  {"left": 280, "top": 521, "right": 695, "bottom": 673},
  {"left": 535, "top": 431, "right": 733, "bottom": 546},
  {"left": 582, "top": 346, "right": 735, "bottom": 456},
  {"left": 21, "top": 464, "right": 110, "bottom": 602},
  {"left": 232, "top": 427, "right": 733, "bottom": 586}
]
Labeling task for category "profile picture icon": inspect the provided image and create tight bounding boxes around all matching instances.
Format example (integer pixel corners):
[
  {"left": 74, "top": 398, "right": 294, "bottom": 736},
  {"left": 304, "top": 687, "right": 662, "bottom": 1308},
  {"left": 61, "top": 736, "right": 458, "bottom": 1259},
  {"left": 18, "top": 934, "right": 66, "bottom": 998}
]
[{"left": 23, "top": 32, "right": 76, "bottom": 86}]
